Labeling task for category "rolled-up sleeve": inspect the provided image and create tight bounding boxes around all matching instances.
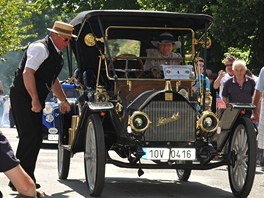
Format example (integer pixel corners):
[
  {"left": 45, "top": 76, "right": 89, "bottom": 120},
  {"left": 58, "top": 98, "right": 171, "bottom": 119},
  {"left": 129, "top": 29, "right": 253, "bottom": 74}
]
[{"left": 25, "top": 42, "right": 49, "bottom": 71}]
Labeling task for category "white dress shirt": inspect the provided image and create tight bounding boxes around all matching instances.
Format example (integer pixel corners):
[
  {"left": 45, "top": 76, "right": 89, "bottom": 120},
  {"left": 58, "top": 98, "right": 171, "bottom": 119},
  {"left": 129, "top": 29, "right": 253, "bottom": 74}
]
[{"left": 25, "top": 37, "right": 60, "bottom": 71}]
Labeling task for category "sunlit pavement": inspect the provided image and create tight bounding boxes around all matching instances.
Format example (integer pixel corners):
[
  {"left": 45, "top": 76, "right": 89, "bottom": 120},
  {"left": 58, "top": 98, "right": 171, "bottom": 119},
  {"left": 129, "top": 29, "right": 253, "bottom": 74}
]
[{"left": 1, "top": 127, "right": 263, "bottom": 198}]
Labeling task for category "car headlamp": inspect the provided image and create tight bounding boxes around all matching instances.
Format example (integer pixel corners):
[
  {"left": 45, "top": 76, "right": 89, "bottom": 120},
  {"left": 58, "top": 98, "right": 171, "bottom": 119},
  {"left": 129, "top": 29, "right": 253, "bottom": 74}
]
[
  {"left": 43, "top": 103, "right": 53, "bottom": 115},
  {"left": 46, "top": 114, "right": 54, "bottom": 123},
  {"left": 129, "top": 111, "right": 151, "bottom": 133},
  {"left": 198, "top": 111, "right": 219, "bottom": 133},
  {"left": 95, "top": 86, "right": 109, "bottom": 102}
]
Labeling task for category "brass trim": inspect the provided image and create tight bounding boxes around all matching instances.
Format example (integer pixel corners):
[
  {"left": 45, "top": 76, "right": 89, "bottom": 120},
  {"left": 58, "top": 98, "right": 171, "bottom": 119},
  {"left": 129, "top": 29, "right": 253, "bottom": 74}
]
[
  {"left": 84, "top": 33, "right": 104, "bottom": 46},
  {"left": 164, "top": 80, "right": 172, "bottom": 91},
  {"left": 175, "top": 81, "right": 181, "bottom": 92},
  {"left": 129, "top": 111, "right": 151, "bottom": 132},
  {"left": 197, "top": 111, "right": 219, "bottom": 133},
  {"left": 68, "top": 115, "right": 80, "bottom": 145},
  {"left": 157, "top": 112, "right": 180, "bottom": 127},
  {"left": 127, "top": 80, "right": 132, "bottom": 91},
  {"left": 194, "top": 37, "right": 212, "bottom": 48},
  {"left": 165, "top": 92, "right": 173, "bottom": 101}
]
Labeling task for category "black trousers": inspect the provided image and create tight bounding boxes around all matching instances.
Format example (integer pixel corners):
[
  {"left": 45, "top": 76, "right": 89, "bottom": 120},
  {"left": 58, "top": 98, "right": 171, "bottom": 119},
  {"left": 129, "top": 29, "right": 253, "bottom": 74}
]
[{"left": 10, "top": 88, "right": 43, "bottom": 183}]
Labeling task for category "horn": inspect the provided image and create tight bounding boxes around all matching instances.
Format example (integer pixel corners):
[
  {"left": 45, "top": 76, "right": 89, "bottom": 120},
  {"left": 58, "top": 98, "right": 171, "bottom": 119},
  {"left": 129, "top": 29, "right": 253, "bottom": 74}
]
[
  {"left": 194, "top": 38, "right": 212, "bottom": 48},
  {"left": 84, "top": 33, "right": 104, "bottom": 46}
]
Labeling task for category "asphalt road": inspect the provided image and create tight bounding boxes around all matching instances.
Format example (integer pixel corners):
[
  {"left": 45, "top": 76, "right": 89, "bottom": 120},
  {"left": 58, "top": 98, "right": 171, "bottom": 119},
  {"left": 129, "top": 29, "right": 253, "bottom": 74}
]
[{"left": 0, "top": 127, "right": 263, "bottom": 198}]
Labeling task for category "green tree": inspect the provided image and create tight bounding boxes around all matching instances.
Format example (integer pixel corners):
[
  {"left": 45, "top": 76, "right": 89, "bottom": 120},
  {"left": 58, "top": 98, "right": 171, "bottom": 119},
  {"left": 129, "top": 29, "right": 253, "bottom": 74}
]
[
  {"left": 50, "top": 0, "right": 140, "bottom": 13},
  {"left": 0, "top": 0, "right": 45, "bottom": 94},
  {"left": 0, "top": 0, "right": 44, "bottom": 60}
]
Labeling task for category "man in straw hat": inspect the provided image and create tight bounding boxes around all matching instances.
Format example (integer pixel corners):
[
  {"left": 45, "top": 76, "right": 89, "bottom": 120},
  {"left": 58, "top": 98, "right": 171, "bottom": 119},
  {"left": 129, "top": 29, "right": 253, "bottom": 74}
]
[
  {"left": 9, "top": 21, "right": 77, "bottom": 195},
  {"left": 144, "top": 32, "right": 182, "bottom": 78}
]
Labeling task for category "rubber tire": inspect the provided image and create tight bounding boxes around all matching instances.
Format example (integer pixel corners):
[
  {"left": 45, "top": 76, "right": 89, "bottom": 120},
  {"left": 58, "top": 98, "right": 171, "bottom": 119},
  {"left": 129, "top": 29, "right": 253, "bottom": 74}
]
[
  {"left": 57, "top": 137, "right": 71, "bottom": 179},
  {"left": 84, "top": 114, "right": 106, "bottom": 197},
  {"left": 176, "top": 168, "right": 192, "bottom": 181},
  {"left": 228, "top": 117, "right": 256, "bottom": 198}
]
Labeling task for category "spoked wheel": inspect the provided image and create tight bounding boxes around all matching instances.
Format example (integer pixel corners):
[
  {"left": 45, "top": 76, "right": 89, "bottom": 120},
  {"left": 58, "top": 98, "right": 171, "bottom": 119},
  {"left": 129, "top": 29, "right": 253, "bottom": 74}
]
[
  {"left": 176, "top": 169, "right": 192, "bottom": 181},
  {"left": 57, "top": 134, "right": 71, "bottom": 179},
  {"left": 228, "top": 117, "right": 256, "bottom": 198},
  {"left": 84, "top": 114, "right": 106, "bottom": 197}
]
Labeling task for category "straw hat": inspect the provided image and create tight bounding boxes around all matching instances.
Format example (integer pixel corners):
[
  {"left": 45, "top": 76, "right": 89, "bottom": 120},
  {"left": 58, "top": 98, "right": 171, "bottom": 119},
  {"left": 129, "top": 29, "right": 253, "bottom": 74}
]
[
  {"left": 47, "top": 21, "right": 77, "bottom": 38},
  {"left": 151, "top": 32, "right": 181, "bottom": 49}
]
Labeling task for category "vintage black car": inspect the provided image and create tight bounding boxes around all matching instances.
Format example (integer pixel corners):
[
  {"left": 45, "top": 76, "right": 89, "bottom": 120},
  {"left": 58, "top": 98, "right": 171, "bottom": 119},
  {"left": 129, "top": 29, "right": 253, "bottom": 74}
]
[{"left": 58, "top": 10, "right": 256, "bottom": 197}]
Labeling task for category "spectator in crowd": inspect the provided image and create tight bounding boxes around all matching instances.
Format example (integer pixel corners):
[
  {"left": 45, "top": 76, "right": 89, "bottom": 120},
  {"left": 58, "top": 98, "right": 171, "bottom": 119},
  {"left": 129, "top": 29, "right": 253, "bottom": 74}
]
[
  {"left": 1, "top": 95, "right": 10, "bottom": 127},
  {"left": 252, "top": 67, "right": 264, "bottom": 171},
  {"left": 144, "top": 32, "right": 182, "bottom": 78},
  {"left": 0, "top": 131, "right": 45, "bottom": 197},
  {"left": 9, "top": 104, "right": 15, "bottom": 128},
  {"left": 222, "top": 60, "right": 255, "bottom": 118},
  {"left": 0, "top": 89, "right": 4, "bottom": 127},
  {"left": 192, "top": 57, "right": 210, "bottom": 94},
  {"left": 191, "top": 57, "right": 210, "bottom": 112},
  {"left": 9, "top": 21, "right": 75, "bottom": 192},
  {"left": 213, "top": 55, "right": 235, "bottom": 98}
]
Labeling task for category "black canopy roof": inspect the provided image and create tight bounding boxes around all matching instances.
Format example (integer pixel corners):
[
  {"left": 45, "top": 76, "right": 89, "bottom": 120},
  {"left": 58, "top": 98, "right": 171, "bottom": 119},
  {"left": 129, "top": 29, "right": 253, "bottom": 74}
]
[
  {"left": 70, "top": 10, "right": 213, "bottom": 36},
  {"left": 69, "top": 10, "right": 213, "bottom": 72}
]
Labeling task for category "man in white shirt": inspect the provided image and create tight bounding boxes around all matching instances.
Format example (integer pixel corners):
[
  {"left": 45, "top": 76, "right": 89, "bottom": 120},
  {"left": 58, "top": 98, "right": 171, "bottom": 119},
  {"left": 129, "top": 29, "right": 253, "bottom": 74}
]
[
  {"left": 252, "top": 67, "right": 264, "bottom": 170},
  {"left": 213, "top": 55, "right": 235, "bottom": 98},
  {"left": 9, "top": 21, "right": 76, "bottom": 193}
]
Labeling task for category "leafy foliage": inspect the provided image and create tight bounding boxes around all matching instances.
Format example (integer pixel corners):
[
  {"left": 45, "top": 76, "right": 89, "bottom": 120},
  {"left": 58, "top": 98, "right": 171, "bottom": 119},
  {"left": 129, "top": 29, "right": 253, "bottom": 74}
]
[
  {"left": 137, "top": 0, "right": 264, "bottom": 73},
  {"left": 223, "top": 47, "right": 250, "bottom": 64},
  {"left": 50, "top": 0, "right": 140, "bottom": 13},
  {"left": 27, "top": 0, "right": 264, "bottom": 74},
  {"left": 0, "top": 0, "right": 44, "bottom": 58}
]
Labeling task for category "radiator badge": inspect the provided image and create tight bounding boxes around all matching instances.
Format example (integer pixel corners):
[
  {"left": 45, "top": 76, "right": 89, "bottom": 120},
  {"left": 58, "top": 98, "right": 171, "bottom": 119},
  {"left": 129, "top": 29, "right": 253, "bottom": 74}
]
[{"left": 157, "top": 112, "right": 180, "bottom": 126}]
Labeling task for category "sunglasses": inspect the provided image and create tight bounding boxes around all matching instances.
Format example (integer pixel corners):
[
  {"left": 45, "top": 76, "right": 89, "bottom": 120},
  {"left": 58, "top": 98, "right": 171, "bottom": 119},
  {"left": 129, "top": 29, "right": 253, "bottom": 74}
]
[
  {"left": 57, "top": 34, "right": 70, "bottom": 42},
  {"left": 225, "top": 64, "right": 232, "bottom": 67}
]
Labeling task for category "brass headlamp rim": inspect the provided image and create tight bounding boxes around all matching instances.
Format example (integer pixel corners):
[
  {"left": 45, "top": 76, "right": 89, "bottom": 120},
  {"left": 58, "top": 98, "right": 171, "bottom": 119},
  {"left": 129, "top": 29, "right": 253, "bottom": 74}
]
[
  {"left": 129, "top": 111, "right": 151, "bottom": 132},
  {"left": 198, "top": 111, "right": 219, "bottom": 133}
]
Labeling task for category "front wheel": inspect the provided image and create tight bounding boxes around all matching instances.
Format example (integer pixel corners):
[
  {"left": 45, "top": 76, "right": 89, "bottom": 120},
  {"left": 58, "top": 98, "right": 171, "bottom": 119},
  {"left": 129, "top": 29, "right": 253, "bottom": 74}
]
[
  {"left": 176, "top": 169, "right": 191, "bottom": 181},
  {"left": 84, "top": 114, "right": 106, "bottom": 197},
  {"left": 57, "top": 137, "right": 71, "bottom": 179},
  {"left": 228, "top": 117, "right": 256, "bottom": 198}
]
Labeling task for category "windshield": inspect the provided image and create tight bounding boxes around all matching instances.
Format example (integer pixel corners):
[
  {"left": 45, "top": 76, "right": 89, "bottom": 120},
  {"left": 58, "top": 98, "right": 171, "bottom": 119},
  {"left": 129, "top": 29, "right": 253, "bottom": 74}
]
[{"left": 105, "top": 27, "right": 196, "bottom": 81}]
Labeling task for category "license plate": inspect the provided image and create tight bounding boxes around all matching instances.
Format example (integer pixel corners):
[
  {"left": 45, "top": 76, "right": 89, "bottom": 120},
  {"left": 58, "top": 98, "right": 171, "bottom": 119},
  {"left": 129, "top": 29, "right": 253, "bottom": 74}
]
[
  {"left": 142, "top": 147, "right": 196, "bottom": 160},
  {"left": 48, "top": 134, "right": 59, "bottom": 141}
]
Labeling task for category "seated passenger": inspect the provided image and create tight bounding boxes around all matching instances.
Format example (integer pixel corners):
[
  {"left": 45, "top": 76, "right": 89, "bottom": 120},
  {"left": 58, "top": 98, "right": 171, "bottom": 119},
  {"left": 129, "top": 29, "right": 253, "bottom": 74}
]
[{"left": 144, "top": 32, "right": 182, "bottom": 78}]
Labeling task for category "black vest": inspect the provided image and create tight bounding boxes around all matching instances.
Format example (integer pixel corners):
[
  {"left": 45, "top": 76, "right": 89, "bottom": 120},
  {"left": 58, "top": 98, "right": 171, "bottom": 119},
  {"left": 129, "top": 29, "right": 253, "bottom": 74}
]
[{"left": 11, "top": 36, "right": 63, "bottom": 105}]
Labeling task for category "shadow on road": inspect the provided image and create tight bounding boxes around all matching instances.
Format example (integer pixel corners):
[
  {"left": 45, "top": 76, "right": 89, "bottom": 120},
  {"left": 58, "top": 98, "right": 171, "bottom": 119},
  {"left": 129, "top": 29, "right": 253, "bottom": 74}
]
[
  {"left": 55, "top": 177, "right": 233, "bottom": 198},
  {"left": 41, "top": 142, "right": 58, "bottom": 150}
]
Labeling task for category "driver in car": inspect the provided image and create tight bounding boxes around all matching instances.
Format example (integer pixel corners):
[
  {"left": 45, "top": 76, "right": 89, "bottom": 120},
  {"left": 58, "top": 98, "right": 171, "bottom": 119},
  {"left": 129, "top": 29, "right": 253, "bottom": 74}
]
[{"left": 144, "top": 32, "right": 182, "bottom": 78}]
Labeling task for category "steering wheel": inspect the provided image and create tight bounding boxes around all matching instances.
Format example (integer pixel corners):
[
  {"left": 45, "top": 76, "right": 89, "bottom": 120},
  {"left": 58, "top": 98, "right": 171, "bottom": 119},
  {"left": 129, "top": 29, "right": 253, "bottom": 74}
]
[{"left": 108, "top": 54, "right": 144, "bottom": 78}]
